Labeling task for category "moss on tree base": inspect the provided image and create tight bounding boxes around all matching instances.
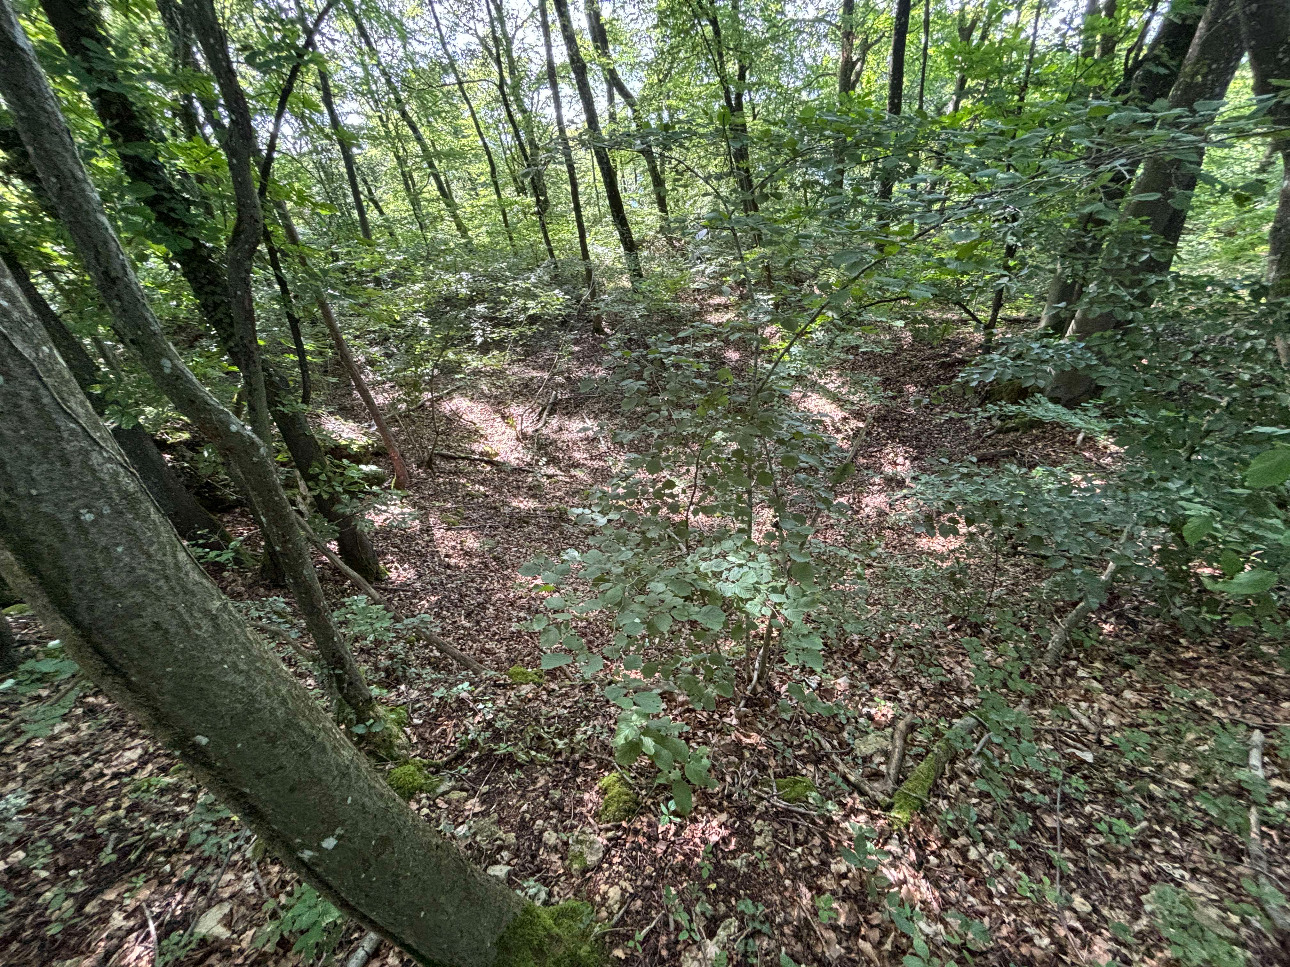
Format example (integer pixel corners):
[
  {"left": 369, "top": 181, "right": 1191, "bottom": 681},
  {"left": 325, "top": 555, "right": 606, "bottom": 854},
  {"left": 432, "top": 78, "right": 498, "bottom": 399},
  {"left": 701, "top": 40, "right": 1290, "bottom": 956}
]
[{"left": 493, "top": 901, "right": 602, "bottom": 967}]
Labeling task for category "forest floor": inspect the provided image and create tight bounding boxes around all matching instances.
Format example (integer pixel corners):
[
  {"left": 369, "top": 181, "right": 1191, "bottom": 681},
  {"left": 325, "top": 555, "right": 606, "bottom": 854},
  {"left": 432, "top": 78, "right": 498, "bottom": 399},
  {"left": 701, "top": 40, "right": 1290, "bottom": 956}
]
[{"left": 2, "top": 300, "right": 1288, "bottom": 967}]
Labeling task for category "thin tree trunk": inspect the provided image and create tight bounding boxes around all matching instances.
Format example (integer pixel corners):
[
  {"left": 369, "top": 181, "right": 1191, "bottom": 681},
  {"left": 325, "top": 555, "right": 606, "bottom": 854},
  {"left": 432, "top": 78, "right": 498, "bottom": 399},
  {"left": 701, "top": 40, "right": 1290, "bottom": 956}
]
[
  {"left": 346, "top": 4, "right": 471, "bottom": 241},
  {"left": 263, "top": 228, "right": 313, "bottom": 405},
  {"left": 0, "top": 269, "right": 589, "bottom": 966},
  {"left": 551, "top": 0, "right": 643, "bottom": 279},
  {"left": 0, "top": 2, "right": 378, "bottom": 723},
  {"left": 887, "top": 0, "right": 911, "bottom": 116},
  {"left": 269, "top": 204, "right": 413, "bottom": 491},
  {"left": 485, "top": 0, "right": 557, "bottom": 260},
  {"left": 585, "top": 0, "right": 670, "bottom": 222},
  {"left": 917, "top": 0, "right": 929, "bottom": 112},
  {"left": 538, "top": 0, "right": 595, "bottom": 293},
  {"left": 426, "top": 0, "right": 516, "bottom": 253},
  {"left": 1050, "top": 0, "right": 1244, "bottom": 404},
  {"left": 318, "top": 66, "right": 373, "bottom": 242},
  {"left": 40, "top": 0, "right": 385, "bottom": 582},
  {"left": 183, "top": 0, "right": 271, "bottom": 445}
]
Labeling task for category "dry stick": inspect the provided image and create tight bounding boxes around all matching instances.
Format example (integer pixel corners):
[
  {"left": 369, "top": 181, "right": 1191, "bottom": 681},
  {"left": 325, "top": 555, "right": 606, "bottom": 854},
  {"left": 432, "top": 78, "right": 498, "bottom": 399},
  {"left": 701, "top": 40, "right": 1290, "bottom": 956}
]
[
  {"left": 1042, "top": 521, "right": 1134, "bottom": 669},
  {"left": 885, "top": 714, "right": 916, "bottom": 791},
  {"left": 1247, "top": 730, "right": 1290, "bottom": 930},
  {"left": 297, "top": 518, "right": 492, "bottom": 677}
]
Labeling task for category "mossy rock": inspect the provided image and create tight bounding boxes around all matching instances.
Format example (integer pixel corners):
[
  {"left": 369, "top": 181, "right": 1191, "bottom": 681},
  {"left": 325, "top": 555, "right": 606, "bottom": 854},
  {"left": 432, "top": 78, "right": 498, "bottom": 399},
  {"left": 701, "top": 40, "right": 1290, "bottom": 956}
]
[
  {"left": 775, "top": 776, "right": 817, "bottom": 804},
  {"left": 387, "top": 759, "right": 439, "bottom": 800},
  {"left": 494, "top": 901, "right": 602, "bottom": 967},
  {"left": 507, "top": 665, "right": 544, "bottom": 685},
  {"left": 596, "top": 774, "right": 639, "bottom": 824}
]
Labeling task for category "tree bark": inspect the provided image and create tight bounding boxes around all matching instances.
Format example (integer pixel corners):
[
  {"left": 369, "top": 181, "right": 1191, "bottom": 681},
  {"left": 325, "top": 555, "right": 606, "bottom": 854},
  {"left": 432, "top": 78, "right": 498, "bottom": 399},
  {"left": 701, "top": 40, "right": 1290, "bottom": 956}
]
[
  {"left": 585, "top": 0, "right": 670, "bottom": 222},
  {"left": 538, "top": 0, "right": 596, "bottom": 294},
  {"left": 1237, "top": 0, "right": 1290, "bottom": 301},
  {"left": 0, "top": 1, "right": 378, "bottom": 723},
  {"left": 551, "top": 0, "right": 643, "bottom": 279},
  {"left": 0, "top": 231, "right": 232, "bottom": 547},
  {"left": 0, "top": 263, "right": 590, "bottom": 967},
  {"left": 484, "top": 0, "right": 557, "bottom": 260},
  {"left": 1049, "top": 0, "right": 1244, "bottom": 404},
  {"left": 886, "top": 0, "right": 912, "bottom": 116},
  {"left": 426, "top": 0, "right": 516, "bottom": 254},
  {"left": 1039, "top": 0, "right": 1208, "bottom": 335},
  {"left": 38, "top": 0, "right": 385, "bottom": 581}
]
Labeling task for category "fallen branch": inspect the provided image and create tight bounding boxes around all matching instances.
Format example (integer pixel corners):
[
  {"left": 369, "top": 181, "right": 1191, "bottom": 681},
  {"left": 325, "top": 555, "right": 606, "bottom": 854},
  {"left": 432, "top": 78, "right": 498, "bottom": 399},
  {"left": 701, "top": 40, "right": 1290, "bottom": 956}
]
[
  {"left": 885, "top": 714, "right": 916, "bottom": 791},
  {"left": 345, "top": 931, "right": 382, "bottom": 967},
  {"left": 890, "top": 715, "right": 983, "bottom": 827},
  {"left": 1247, "top": 730, "right": 1290, "bottom": 931},
  {"left": 1042, "top": 522, "right": 1134, "bottom": 669},
  {"left": 298, "top": 519, "right": 493, "bottom": 677},
  {"left": 424, "top": 449, "right": 514, "bottom": 468}
]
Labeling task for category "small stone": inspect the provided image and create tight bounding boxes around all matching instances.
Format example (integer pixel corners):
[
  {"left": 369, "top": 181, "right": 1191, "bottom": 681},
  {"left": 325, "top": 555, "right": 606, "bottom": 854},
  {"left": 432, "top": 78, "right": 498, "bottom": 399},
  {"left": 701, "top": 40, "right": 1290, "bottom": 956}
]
[
  {"left": 542, "top": 830, "right": 560, "bottom": 848},
  {"left": 568, "top": 830, "right": 604, "bottom": 872},
  {"left": 486, "top": 864, "right": 513, "bottom": 880},
  {"left": 192, "top": 901, "right": 233, "bottom": 940}
]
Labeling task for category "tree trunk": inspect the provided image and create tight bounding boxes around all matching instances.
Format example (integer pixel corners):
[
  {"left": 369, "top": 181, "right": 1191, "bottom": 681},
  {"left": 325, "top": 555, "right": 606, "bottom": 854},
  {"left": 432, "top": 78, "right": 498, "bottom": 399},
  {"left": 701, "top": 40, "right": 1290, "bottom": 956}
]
[
  {"left": 0, "top": 1, "right": 378, "bottom": 723},
  {"left": 538, "top": 0, "right": 596, "bottom": 294},
  {"left": 183, "top": 0, "right": 272, "bottom": 442},
  {"left": 1049, "top": 0, "right": 1244, "bottom": 404},
  {"left": 838, "top": 0, "right": 857, "bottom": 96},
  {"left": 0, "top": 263, "right": 593, "bottom": 967},
  {"left": 551, "top": 0, "right": 643, "bottom": 279},
  {"left": 346, "top": 4, "right": 471, "bottom": 242},
  {"left": 426, "top": 0, "right": 516, "bottom": 253},
  {"left": 917, "top": 0, "right": 929, "bottom": 112},
  {"left": 0, "top": 613, "right": 14, "bottom": 675},
  {"left": 263, "top": 227, "right": 313, "bottom": 404},
  {"left": 887, "top": 0, "right": 912, "bottom": 116},
  {"left": 585, "top": 0, "right": 670, "bottom": 222},
  {"left": 1237, "top": 0, "right": 1290, "bottom": 301},
  {"left": 39, "top": 0, "right": 385, "bottom": 582},
  {"left": 318, "top": 66, "right": 373, "bottom": 242},
  {"left": 1038, "top": 0, "right": 1210, "bottom": 335},
  {"left": 484, "top": 0, "right": 556, "bottom": 260},
  {"left": 0, "top": 228, "right": 232, "bottom": 548}
]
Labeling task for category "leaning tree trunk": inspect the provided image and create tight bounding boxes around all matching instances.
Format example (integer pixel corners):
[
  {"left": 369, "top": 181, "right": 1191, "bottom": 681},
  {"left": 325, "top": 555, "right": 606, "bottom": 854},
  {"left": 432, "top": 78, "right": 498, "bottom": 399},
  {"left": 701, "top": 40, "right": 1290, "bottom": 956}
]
[
  {"left": 551, "top": 0, "right": 643, "bottom": 279},
  {"left": 1237, "top": 0, "right": 1290, "bottom": 306},
  {"left": 1048, "top": 0, "right": 1244, "bottom": 404},
  {"left": 318, "top": 65, "right": 373, "bottom": 242},
  {"left": 0, "top": 261, "right": 593, "bottom": 967},
  {"left": 0, "top": 0, "right": 378, "bottom": 724},
  {"left": 538, "top": 0, "right": 596, "bottom": 294},
  {"left": 346, "top": 4, "right": 471, "bottom": 242},
  {"left": 585, "top": 0, "right": 670, "bottom": 222},
  {"left": 1038, "top": 0, "right": 1208, "bottom": 335},
  {"left": 427, "top": 0, "right": 517, "bottom": 254},
  {"left": 0, "top": 230, "right": 232, "bottom": 547},
  {"left": 38, "top": 0, "right": 385, "bottom": 582}
]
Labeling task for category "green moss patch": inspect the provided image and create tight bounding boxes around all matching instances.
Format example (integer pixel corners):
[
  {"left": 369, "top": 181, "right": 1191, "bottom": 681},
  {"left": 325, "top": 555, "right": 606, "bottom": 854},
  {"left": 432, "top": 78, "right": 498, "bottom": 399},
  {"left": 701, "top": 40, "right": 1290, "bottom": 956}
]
[
  {"left": 493, "top": 901, "right": 601, "bottom": 967},
  {"left": 775, "top": 776, "right": 816, "bottom": 804},
  {"left": 596, "top": 774, "right": 639, "bottom": 823},
  {"left": 507, "top": 665, "right": 544, "bottom": 685},
  {"left": 387, "top": 760, "right": 438, "bottom": 800}
]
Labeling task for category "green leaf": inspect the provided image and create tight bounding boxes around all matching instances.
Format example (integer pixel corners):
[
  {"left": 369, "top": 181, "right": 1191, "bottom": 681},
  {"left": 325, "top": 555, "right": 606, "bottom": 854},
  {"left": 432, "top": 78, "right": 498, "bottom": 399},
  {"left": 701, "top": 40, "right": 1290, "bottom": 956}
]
[
  {"left": 694, "top": 605, "right": 726, "bottom": 630},
  {"left": 633, "top": 691, "right": 664, "bottom": 714},
  {"left": 671, "top": 779, "right": 694, "bottom": 815},
  {"left": 1245, "top": 448, "right": 1290, "bottom": 488},
  {"left": 539, "top": 653, "right": 573, "bottom": 669},
  {"left": 1182, "top": 515, "right": 1214, "bottom": 545},
  {"left": 1203, "top": 569, "right": 1277, "bottom": 596}
]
